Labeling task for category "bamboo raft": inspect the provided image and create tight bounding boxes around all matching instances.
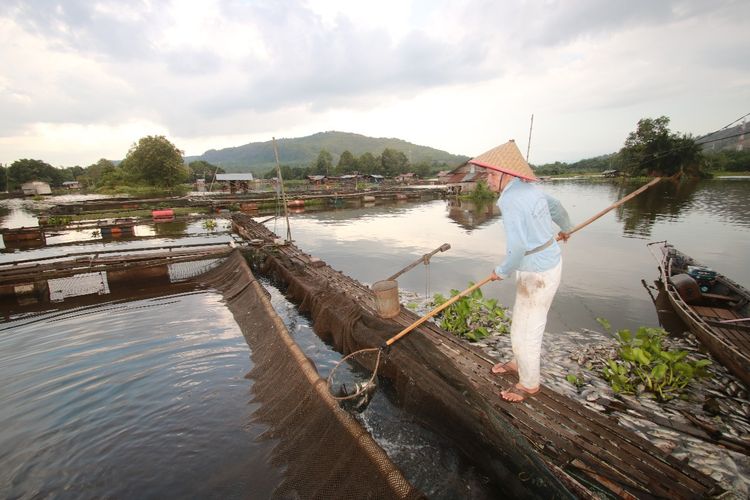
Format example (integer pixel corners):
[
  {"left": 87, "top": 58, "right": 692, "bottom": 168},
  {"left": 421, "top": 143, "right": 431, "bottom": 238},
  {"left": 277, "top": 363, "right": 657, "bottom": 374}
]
[
  {"left": 45, "top": 188, "right": 445, "bottom": 216},
  {"left": 233, "top": 213, "right": 723, "bottom": 499},
  {"left": 0, "top": 244, "right": 233, "bottom": 310}
]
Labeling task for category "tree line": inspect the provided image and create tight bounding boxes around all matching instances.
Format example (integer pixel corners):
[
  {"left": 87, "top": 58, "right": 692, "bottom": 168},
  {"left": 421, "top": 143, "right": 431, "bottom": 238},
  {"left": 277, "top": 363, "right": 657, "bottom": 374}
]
[
  {"left": 534, "top": 116, "right": 750, "bottom": 177},
  {"left": 262, "top": 147, "right": 451, "bottom": 180},
  {"left": 3, "top": 118, "right": 748, "bottom": 192},
  {"left": 1, "top": 137, "right": 450, "bottom": 193},
  {"left": 0, "top": 136, "right": 226, "bottom": 193}
]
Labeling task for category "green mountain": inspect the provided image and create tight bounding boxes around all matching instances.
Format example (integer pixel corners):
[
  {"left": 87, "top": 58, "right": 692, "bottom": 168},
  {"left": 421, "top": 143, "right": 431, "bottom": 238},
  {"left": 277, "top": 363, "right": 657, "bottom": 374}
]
[
  {"left": 184, "top": 131, "right": 469, "bottom": 175},
  {"left": 699, "top": 123, "right": 746, "bottom": 152}
]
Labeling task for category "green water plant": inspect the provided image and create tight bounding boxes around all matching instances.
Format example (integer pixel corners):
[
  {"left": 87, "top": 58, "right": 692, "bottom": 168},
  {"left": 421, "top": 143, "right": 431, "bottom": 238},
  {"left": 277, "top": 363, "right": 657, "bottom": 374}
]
[
  {"left": 599, "top": 321, "right": 711, "bottom": 401},
  {"left": 45, "top": 215, "right": 73, "bottom": 226},
  {"left": 202, "top": 219, "right": 217, "bottom": 231},
  {"left": 463, "top": 180, "right": 496, "bottom": 202},
  {"left": 566, "top": 373, "right": 585, "bottom": 392},
  {"left": 433, "top": 284, "right": 510, "bottom": 341}
]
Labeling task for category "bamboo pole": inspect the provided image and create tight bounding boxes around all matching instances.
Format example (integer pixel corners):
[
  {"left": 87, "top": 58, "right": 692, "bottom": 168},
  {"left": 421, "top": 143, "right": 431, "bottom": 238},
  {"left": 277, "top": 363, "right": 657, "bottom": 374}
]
[
  {"left": 272, "top": 137, "right": 292, "bottom": 242},
  {"left": 560, "top": 177, "right": 662, "bottom": 239},
  {"left": 386, "top": 243, "right": 451, "bottom": 282},
  {"left": 385, "top": 276, "right": 493, "bottom": 347}
]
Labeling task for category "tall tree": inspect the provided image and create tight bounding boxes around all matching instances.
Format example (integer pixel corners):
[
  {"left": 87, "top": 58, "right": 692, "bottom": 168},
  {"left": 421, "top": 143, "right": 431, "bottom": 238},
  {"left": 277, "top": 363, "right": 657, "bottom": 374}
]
[
  {"left": 412, "top": 161, "right": 432, "bottom": 178},
  {"left": 81, "top": 159, "right": 117, "bottom": 188},
  {"left": 313, "top": 149, "right": 333, "bottom": 175},
  {"left": 618, "top": 116, "right": 704, "bottom": 177},
  {"left": 7, "top": 159, "right": 64, "bottom": 189},
  {"left": 381, "top": 148, "right": 409, "bottom": 177},
  {"left": 188, "top": 160, "right": 224, "bottom": 180},
  {"left": 61, "top": 165, "right": 85, "bottom": 182},
  {"left": 358, "top": 152, "right": 379, "bottom": 175},
  {"left": 336, "top": 150, "right": 357, "bottom": 174},
  {"left": 121, "top": 135, "right": 188, "bottom": 188}
]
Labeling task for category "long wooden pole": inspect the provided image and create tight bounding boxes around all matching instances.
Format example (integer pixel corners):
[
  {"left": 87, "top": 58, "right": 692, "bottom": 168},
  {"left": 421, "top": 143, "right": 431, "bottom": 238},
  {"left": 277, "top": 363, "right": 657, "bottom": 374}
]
[
  {"left": 383, "top": 177, "right": 662, "bottom": 348},
  {"left": 386, "top": 243, "right": 451, "bottom": 282},
  {"left": 385, "top": 276, "right": 493, "bottom": 347},
  {"left": 526, "top": 113, "right": 534, "bottom": 162},
  {"left": 272, "top": 137, "right": 292, "bottom": 242},
  {"left": 561, "top": 177, "right": 662, "bottom": 238}
]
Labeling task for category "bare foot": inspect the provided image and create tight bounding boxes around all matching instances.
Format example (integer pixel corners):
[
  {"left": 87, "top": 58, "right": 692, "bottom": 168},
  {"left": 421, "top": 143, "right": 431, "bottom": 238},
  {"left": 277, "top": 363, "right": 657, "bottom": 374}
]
[
  {"left": 491, "top": 361, "right": 518, "bottom": 375},
  {"left": 500, "top": 383, "right": 539, "bottom": 403}
]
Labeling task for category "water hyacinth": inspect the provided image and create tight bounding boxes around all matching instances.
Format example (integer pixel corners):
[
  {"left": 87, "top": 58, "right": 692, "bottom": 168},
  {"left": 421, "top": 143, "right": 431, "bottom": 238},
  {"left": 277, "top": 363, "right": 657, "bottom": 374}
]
[
  {"left": 432, "top": 283, "right": 511, "bottom": 342},
  {"left": 599, "top": 322, "right": 712, "bottom": 401}
]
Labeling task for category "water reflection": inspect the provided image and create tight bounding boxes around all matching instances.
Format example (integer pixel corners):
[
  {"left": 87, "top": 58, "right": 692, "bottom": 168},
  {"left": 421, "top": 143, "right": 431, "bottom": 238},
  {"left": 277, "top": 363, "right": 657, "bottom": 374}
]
[
  {"left": 153, "top": 219, "right": 190, "bottom": 236},
  {"left": 445, "top": 198, "right": 500, "bottom": 230},
  {"left": 0, "top": 292, "right": 280, "bottom": 499},
  {"left": 1, "top": 197, "right": 233, "bottom": 257},
  {"left": 0, "top": 198, "right": 39, "bottom": 228},
  {"left": 615, "top": 178, "right": 702, "bottom": 238}
]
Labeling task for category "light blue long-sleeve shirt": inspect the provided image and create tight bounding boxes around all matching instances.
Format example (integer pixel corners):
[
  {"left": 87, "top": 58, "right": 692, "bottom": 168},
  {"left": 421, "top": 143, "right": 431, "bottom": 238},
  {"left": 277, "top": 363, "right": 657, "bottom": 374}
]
[{"left": 494, "top": 178, "right": 573, "bottom": 279}]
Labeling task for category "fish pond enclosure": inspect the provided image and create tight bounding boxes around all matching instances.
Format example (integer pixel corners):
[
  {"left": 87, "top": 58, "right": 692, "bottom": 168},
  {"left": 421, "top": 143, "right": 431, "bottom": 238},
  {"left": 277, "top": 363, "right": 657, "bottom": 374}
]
[
  {"left": 0, "top": 248, "right": 426, "bottom": 498},
  {"left": 1, "top": 178, "right": 749, "bottom": 498}
]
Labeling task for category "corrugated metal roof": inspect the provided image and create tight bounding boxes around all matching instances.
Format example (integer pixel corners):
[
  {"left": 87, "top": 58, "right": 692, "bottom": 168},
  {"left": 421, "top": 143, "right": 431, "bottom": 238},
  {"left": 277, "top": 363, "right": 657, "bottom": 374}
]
[{"left": 216, "top": 173, "right": 255, "bottom": 181}]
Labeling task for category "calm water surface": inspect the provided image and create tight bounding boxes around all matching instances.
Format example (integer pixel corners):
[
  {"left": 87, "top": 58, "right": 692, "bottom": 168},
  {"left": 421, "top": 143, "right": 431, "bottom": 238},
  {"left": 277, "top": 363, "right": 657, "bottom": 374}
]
[
  {"left": 0, "top": 291, "right": 283, "bottom": 499},
  {"left": 265, "top": 178, "right": 750, "bottom": 335}
]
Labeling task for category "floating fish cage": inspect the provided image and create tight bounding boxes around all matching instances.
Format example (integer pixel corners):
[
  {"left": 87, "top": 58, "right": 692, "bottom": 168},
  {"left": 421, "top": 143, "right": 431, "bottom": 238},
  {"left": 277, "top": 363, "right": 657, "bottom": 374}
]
[
  {"left": 0, "top": 246, "right": 421, "bottom": 498},
  {"left": 1, "top": 227, "right": 47, "bottom": 249},
  {"left": 98, "top": 219, "right": 136, "bottom": 237},
  {"left": 151, "top": 209, "right": 175, "bottom": 222}
]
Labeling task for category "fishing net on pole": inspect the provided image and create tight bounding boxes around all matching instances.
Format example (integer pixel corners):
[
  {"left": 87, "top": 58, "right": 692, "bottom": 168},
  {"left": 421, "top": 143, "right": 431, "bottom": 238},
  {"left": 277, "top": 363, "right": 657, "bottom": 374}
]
[
  {"left": 327, "top": 347, "right": 382, "bottom": 403},
  {"left": 327, "top": 277, "right": 493, "bottom": 404}
]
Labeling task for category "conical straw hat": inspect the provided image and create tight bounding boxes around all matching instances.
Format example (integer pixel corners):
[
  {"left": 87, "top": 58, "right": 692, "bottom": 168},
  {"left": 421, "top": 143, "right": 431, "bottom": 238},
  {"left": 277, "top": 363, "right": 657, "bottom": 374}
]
[{"left": 469, "top": 139, "right": 537, "bottom": 181}]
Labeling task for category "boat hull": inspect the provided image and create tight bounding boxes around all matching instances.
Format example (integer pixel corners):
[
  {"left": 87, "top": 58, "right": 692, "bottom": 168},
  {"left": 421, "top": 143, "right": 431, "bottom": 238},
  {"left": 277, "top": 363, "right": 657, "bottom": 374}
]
[{"left": 657, "top": 242, "right": 750, "bottom": 388}]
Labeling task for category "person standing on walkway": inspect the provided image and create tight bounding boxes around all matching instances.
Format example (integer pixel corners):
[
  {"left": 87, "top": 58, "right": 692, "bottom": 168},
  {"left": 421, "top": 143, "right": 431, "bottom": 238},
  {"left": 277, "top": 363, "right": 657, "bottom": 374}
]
[{"left": 469, "top": 140, "right": 573, "bottom": 403}]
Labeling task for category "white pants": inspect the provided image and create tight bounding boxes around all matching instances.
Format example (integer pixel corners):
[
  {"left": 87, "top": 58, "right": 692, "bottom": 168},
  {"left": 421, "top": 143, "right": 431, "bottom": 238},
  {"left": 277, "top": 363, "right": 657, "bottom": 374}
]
[{"left": 510, "top": 260, "right": 562, "bottom": 389}]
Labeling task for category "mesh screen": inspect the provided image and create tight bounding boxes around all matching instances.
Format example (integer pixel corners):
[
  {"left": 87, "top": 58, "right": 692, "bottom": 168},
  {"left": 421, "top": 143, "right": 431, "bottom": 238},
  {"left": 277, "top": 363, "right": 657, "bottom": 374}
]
[
  {"left": 168, "top": 258, "right": 222, "bottom": 282},
  {"left": 196, "top": 250, "right": 422, "bottom": 499},
  {"left": 48, "top": 271, "right": 110, "bottom": 302}
]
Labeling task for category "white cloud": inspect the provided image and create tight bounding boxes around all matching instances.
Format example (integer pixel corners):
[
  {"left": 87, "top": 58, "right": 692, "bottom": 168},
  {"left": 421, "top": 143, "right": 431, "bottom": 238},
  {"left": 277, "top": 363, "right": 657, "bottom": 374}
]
[
  {"left": 0, "top": 120, "right": 168, "bottom": 166},
  {"left": 0, "top": 0, "right": 748, "bottom": 166}
]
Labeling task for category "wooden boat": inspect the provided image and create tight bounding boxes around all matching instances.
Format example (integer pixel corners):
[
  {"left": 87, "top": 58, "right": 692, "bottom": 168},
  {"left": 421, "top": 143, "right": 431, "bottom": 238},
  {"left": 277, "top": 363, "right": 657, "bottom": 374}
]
[{"left": 656, "top": 241, "right": 750, "bottom": 388}]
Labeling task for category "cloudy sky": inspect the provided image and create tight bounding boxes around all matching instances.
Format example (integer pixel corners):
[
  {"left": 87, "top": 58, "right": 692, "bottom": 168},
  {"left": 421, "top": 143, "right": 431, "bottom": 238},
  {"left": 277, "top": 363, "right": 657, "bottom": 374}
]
[{"left": 1, "top": 0, "right": 748, "bottom": 167}]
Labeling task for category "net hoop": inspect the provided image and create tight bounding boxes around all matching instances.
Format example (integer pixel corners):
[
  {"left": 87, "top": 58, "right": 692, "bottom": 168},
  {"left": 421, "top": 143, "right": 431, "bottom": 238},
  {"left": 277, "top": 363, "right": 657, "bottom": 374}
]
[{"left": 327, "top": 347, "right": 382, "bottom": 401}]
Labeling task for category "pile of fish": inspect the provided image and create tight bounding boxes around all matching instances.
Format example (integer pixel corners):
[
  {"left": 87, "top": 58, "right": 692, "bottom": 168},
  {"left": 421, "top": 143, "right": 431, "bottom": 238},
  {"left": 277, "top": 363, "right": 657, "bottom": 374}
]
[{"left": 402, "top": 291, "right": 750, "bottom": 496}]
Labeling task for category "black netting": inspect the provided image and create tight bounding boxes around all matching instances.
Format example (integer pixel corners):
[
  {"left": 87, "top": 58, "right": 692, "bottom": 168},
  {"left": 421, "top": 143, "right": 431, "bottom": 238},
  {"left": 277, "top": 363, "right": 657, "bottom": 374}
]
[{"left": 197, "top": 250, "right": 423, "bottom": 499}]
